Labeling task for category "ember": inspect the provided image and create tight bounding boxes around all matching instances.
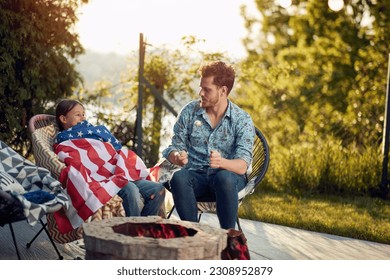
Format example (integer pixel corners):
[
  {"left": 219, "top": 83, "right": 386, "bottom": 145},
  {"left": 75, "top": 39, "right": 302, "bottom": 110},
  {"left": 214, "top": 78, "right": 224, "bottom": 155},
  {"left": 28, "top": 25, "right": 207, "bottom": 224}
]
[{"left": 112, "top": 222, "right": 197, "bottom": 239}]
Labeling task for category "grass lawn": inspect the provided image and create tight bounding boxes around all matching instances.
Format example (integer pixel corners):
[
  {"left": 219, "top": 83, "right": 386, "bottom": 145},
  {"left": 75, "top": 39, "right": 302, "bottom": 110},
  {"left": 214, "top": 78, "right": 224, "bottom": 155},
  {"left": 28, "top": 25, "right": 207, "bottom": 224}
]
[{"left": 239, "top": 189, "right": 390, "bottom": 244}]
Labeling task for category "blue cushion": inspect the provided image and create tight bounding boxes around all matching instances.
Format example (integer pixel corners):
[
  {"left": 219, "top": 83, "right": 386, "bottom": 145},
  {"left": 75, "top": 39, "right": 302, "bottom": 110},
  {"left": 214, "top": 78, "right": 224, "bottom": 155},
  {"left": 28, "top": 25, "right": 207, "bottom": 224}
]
[{"left": 23, "top": 190, "right": 55, "bottom": 204}]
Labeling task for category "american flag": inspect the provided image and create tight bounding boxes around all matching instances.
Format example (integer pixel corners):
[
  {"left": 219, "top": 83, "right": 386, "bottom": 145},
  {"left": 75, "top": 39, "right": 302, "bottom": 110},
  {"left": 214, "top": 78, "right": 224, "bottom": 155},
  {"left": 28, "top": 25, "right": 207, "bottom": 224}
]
[
  {"left": 53, "top": 137, "right": 159, "bottom": 234},
  {"left": 56, "top": 120, "right": 123, "bottom": 150}
]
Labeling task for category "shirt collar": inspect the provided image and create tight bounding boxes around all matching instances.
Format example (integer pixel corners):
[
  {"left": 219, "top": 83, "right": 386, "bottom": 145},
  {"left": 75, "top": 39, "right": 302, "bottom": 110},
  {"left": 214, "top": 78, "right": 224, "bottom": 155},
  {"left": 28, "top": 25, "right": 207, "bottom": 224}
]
[{"left": 195, "top": 99, "right": 232, "bottom": 119}]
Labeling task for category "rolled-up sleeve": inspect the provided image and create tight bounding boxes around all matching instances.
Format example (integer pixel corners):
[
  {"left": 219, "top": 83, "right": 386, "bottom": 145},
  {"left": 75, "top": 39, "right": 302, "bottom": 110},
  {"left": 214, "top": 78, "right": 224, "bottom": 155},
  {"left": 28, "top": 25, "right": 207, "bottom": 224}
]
[{"left": 234, "top": 114, "right": 255, "bottom": 168}]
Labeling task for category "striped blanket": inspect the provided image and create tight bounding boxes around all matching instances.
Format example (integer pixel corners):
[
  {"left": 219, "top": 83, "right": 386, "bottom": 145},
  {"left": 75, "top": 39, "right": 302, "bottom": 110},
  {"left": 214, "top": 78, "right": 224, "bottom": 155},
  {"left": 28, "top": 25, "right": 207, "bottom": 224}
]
[{"left": 53, "top": 125, "right": 159, "bottom": 233}]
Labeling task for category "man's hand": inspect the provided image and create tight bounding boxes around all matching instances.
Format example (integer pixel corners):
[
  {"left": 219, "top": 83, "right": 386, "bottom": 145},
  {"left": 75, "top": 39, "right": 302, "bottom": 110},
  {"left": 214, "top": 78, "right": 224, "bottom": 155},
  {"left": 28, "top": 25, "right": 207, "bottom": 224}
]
[
  {"left": 210, "top": 150, "right": 222, "bottom": 169},
  {"left": 173, "top": 150, "right": 188, "bottom": 166}
]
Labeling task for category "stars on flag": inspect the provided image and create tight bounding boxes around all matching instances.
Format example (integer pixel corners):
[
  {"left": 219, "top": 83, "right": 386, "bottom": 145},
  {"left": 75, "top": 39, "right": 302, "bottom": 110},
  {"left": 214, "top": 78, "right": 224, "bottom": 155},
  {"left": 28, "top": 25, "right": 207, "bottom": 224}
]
[{"left": 57, "top": 120, "right": 122, "bottom": 150}]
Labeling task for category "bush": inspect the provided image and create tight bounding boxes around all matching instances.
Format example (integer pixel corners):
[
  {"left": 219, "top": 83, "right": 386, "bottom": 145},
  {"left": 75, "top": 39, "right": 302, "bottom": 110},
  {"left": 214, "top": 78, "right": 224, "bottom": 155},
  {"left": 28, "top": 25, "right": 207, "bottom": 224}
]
[{"left": 267, "top": 137, "right": 383, "bottom": 196}]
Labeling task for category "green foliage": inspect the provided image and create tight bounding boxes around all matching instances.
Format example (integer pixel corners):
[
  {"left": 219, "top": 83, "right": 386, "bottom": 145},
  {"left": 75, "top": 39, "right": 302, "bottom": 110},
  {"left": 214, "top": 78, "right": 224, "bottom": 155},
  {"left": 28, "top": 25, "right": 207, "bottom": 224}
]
[
  {"left": 237, "top": 0, "right": 389, "bottom": 197},
  {"left": 239, "top": 0, "right": 389, "bottom": 147},
  {"left": 267, "top": 136, "right": 382, "bottom": 196},
  {"left": 0, "top": 0, "right": 86, "bottom": 156}
]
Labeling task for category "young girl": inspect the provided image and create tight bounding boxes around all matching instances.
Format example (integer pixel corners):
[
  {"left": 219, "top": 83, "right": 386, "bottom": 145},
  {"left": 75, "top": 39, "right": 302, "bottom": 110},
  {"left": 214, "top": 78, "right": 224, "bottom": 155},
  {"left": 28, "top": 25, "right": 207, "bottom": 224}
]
[{"left": 55, "top": 99, "right": 165, "bottom": 218}]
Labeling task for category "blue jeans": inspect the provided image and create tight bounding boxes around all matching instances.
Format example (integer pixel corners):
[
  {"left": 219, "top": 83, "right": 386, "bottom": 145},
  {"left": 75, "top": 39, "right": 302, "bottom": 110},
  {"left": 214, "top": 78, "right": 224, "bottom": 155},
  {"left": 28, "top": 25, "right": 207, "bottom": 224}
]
[
  {"left": 169, "top": 168, "right": 247, "bottom": 229},
  {"left": 117, "top": 180, "right": 165, "bottom": 216}
]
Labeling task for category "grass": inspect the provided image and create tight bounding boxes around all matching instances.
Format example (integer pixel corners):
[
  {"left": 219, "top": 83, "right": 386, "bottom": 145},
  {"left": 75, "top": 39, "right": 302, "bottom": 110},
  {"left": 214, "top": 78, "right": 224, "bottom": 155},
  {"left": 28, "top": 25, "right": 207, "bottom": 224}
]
[
  {"left": 239, "top": 188, "right": 390, "bottom": 244},
  {"left": 241, "top": 136, "right": 390, "bottom": 244}
]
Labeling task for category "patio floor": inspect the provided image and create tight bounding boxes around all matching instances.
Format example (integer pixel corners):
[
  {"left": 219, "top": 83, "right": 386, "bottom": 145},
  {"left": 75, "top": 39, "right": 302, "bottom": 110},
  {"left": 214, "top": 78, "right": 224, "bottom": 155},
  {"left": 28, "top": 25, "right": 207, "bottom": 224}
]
[{"left": 1, "top": 211, "right": 389, "bottom": 260}]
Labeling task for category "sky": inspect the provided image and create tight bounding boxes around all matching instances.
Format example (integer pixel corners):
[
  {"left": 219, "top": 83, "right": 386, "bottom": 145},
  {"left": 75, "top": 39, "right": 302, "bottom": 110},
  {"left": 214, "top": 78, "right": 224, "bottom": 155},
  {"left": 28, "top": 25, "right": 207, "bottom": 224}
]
[{"left": 75, "top": 0, "right": 259, "bottom": 58}]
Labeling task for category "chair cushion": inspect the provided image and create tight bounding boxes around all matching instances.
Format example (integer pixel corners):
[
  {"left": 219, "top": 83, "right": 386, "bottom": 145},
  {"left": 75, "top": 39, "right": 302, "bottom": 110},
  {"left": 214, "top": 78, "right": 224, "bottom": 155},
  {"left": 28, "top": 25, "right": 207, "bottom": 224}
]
[
  {"left": 46, "top": 212, "right": 83, "bottom": 243},
  {"left": 31, "top": 124, "right": 65, "bottom": 180},
  {"left": 238, "top": 177, "right": 257, "bottom": 200},
  {"left": 23, "top": 190, "right": 56, "bottom": 204},
  {"left": 0, "top": 170, "right": 26, "bottom": 194}
]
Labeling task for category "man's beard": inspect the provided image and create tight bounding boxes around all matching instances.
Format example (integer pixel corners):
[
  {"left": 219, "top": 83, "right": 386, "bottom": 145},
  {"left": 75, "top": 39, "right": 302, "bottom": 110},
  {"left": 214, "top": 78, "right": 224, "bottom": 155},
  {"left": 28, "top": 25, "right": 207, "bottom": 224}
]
[{"left": 200, "top": 95, "right": 219, "bottom": 108}]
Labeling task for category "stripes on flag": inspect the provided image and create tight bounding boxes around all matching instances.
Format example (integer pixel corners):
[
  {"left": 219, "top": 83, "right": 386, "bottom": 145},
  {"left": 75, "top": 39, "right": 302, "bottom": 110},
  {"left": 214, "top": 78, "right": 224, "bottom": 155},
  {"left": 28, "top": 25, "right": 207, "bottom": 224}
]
[{"left": 53, "top": 138, "right": 159, "bottom": 233}]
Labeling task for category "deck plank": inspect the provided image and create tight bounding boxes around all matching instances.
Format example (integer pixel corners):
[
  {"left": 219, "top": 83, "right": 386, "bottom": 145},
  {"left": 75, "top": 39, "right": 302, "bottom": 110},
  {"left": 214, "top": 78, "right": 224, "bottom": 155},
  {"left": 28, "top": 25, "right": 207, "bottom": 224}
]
[{"left": 0, "top": 218, "right": 85, "bottom": 260}]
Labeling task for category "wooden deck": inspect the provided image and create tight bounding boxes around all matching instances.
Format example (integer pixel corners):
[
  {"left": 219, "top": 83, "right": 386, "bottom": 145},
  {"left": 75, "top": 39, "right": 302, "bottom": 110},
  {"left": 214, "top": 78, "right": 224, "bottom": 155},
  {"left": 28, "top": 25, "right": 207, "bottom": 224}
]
[
  {"left": 1, "top": 212, "right": 390, "bottom": 260},
  {"left": 0, "top": 218, "right": 85, "bottom": 260}
]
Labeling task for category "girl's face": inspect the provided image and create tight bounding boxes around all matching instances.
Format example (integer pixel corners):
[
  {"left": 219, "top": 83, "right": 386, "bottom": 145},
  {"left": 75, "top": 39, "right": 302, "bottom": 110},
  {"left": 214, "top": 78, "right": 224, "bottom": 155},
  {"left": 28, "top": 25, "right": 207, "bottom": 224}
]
[{"left": 59, "top": 104, "right": 86, "bottom": 130}]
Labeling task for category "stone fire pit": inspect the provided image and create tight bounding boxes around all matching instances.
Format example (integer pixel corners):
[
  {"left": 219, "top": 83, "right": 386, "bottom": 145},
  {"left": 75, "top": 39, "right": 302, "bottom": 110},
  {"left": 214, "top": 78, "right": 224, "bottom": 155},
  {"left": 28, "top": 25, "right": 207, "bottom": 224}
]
[{"left": 83, "top": 216, "right": 227, "bottom": 260}]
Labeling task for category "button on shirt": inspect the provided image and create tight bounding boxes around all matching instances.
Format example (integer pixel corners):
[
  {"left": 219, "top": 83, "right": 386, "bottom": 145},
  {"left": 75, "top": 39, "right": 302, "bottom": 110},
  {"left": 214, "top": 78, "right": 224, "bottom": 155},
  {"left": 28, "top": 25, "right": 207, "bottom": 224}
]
[{"left": 162, "top": 100, "right": 255, "bottom": 171}]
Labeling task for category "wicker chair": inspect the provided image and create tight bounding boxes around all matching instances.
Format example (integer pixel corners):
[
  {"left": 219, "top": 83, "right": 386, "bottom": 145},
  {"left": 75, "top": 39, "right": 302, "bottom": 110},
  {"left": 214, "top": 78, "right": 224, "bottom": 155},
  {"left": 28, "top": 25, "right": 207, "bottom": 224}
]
[
  {"left": 165, "top": 127, "right": 270, "bottom": 231},
  {"left": 28, "top": 114, "right": 125, "bottom": 245}
]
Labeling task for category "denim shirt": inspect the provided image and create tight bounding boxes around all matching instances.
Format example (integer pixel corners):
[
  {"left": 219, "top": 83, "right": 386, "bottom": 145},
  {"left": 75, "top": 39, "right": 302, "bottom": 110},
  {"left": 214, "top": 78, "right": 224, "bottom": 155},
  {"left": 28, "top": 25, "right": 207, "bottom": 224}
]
[{"left": 162, "top": 100, "right": 255, "bottom": 171}]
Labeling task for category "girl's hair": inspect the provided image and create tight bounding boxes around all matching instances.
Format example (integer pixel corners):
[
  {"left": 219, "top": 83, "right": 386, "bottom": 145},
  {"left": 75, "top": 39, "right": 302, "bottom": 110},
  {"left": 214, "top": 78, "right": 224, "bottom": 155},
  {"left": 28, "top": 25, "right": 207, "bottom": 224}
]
[{"left": 55, "top": 99, "right": 84, "bottom": 131}]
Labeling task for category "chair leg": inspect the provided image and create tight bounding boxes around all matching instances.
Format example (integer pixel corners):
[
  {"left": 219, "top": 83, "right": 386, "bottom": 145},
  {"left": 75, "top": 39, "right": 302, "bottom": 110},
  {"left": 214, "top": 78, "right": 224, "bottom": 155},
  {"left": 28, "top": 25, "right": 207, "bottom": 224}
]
[
  {"left": 8, "top": 223, "right": 21, "bottom": 260},
  {"left": 197, "top": 211, "right": 203, "bottom": 222},
  {"left": 26, "top": 220, "right": 46, "bottom": 248},
  {"left": 26, "top": 219, "right": 63, "bottom": 260},
  {"left": 236, "top": 216, "right": 242, "bottom": 232},
  {"left": 168, "top": 206, "right": 205, "bottom": 224},
  {"left": 40, "top": 219, "right": 63, "bottom": 260},
  {"left": 167, "top": 205, "right": 175, "bottom": 219}
]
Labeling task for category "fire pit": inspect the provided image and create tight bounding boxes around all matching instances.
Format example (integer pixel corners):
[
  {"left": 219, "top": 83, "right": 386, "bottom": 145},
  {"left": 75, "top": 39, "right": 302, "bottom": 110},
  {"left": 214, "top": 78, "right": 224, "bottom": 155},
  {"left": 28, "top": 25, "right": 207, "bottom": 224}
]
[{"left": 83, "top": 216, "right": 227, "bottom": 260}]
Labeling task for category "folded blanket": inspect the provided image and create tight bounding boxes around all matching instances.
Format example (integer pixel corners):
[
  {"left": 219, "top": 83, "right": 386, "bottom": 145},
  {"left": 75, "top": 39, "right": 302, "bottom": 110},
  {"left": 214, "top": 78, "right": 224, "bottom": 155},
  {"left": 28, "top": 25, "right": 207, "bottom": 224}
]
[
  {"left": 0, "top": 140, "right": 69, "bottom": 226},
  {"left": 54, "top": 137, "right": 159, "bottom": 233}
]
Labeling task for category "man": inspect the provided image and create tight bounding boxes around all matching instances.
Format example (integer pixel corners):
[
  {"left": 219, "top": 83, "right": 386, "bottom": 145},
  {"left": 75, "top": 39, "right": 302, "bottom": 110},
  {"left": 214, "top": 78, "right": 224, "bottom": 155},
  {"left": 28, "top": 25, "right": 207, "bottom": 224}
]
[{"left": 162, "top": 61, "right": 255, "bottom": 229}]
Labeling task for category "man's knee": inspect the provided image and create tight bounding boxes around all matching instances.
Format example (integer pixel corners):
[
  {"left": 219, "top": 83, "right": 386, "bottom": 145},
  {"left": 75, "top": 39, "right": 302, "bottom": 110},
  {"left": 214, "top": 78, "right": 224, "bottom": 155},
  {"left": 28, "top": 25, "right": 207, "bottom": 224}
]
[
  {"left": 170, "top": 169, "right": 190, "bottom": 189},
  {"left": 214, "top": 170, "right": 239, "bottom": 191},
  {"left": 215, "top": 170, "right": 234, "bottom": 183}
]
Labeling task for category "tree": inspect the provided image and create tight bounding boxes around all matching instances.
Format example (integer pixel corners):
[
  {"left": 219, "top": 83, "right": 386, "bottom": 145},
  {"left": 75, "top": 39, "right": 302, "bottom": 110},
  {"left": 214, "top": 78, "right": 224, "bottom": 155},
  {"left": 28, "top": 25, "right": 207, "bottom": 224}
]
[
  {"left": 239, "top": 0, "right": 389, "bottom": 148},
  {"left": 236, "top": 0, "right": 389, "bottom": 197},
  {"left": 0, "top": 0, "right": 87, "bottom": 156}
]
